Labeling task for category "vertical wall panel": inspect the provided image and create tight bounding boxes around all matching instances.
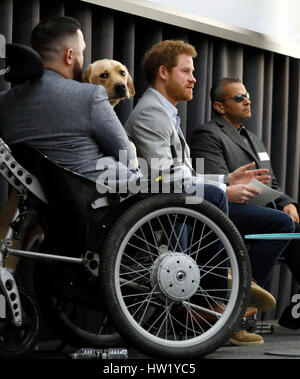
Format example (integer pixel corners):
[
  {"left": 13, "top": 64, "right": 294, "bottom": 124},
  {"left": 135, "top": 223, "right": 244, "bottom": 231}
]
[
  {"left": 134, "top": 18, "right": 162, "bottom": 102},
  {"left": 213, "top": 40, "right": 229, "bottom": 81},
  {"left": 114, "top": 13, "right": 135, "bottom": 125},
  {"left": 212, "top": 40, "right": 243, "bottom": 82},
  {"left": 287, "top": 59, "right": 300, "bottom": 200},
  {"left": 187, "top": 36, "right": 211, "bottom": 141},
  {"left": 271, "top": 56, "right": 290, "bottom": 191},
  {"left": 13, "top": 0, "right": 40, "bottom": 46},
  {"left": 262, "top": 53, "right": 274, "bottom": 152},
  {"left": 243, "top": 48, "right": 264, "bottom": 139},
  {"left": 163, "top": 25, "right": 190, "bottom": 135},
  {"left": 204, "top": 40, "right": 214, "bottom": 123},
  {"left": 226, "top": 42, "right": 244, "bottom": 79},
  {"left": 40, "top": 0, "right": 65, "bottom": 19},
  {"left": 65, "top": 1, "right": 92, "bottom": 69},
  {"left": 91, "top": 7, "right": 114, "bottom": 62}
]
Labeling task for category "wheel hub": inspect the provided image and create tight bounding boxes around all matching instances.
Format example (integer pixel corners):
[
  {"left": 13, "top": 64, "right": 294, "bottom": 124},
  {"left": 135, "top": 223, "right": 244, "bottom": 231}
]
[{"left": 150, "top": 252, "right": 200, "bottom": 301}]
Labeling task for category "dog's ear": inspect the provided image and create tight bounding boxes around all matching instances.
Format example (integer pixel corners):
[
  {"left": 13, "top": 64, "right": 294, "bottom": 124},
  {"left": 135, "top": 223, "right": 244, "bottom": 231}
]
[
  {"left": 81, "top": 64, "right": 93, "bottom": 83},
  {"left": 127, "top": 72, "right": 135, "bottom": 97}
]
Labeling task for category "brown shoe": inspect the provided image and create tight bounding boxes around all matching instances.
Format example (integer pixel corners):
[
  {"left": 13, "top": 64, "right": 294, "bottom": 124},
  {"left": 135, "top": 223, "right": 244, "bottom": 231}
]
[
  {"left": 228, "top": 270, "right": 276, "bottom": 312},
  {"left": 249, "top": 281, "right": 276, "bottom": 312},
  {"left": 229, "top": 330, "right": 264, "bottom": 346}
]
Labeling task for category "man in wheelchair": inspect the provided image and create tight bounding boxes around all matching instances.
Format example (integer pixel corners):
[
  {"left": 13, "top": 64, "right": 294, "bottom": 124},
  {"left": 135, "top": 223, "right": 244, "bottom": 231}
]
[{"left": 0, "top": 16, "right": 294, "bottom": 359}]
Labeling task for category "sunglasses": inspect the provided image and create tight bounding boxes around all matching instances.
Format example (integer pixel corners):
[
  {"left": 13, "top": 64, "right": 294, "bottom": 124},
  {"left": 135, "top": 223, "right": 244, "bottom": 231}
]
[{"left": 219, "top": 92, "right": 250, "bottom": 103}]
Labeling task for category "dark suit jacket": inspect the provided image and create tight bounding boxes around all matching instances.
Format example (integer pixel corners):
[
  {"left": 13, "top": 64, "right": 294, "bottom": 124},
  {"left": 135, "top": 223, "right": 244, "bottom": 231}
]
[{"left": 190, "top": 115, "right": 297, "bottom": 210}]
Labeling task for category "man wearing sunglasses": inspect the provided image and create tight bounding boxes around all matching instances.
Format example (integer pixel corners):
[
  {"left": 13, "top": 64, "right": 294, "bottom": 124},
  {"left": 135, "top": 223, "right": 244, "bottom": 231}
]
[{"left": 190, "top": 77, "right": 300, "bottom": 330}]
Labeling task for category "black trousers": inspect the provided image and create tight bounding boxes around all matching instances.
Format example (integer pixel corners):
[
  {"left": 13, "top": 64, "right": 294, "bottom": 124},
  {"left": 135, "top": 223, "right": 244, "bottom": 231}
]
[{"left": 228, "top": 203, "right": 295, "bottom": 287}]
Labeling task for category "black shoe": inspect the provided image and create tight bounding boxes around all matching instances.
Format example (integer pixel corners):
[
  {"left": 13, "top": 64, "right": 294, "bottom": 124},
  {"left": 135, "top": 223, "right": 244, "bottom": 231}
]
[{"left": 278, "top": 304, "right": 300, "bottom": 330}]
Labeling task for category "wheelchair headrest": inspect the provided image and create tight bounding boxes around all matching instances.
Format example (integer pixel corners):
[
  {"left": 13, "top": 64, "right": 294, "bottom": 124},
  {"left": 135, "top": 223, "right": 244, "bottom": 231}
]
[{"left": 4, "top": 43, "right": 44, "bottom": 83}]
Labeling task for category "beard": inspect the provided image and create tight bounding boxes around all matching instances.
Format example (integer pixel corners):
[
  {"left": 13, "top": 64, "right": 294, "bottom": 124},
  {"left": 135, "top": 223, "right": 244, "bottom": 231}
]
[
  {"left": 72, "top": 59, "right": 83, "bottom": 82},
  {"left": 228, "top": 112, "right": 251, "bottom": 126},
  {"left": 166, "top": 81, "right": 193, "bottom": 103}
]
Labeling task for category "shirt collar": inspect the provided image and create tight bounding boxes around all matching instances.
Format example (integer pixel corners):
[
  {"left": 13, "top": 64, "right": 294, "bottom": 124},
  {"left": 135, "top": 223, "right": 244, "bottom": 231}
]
[
  {"left": 149, "top": 87, "right": 178, "bottom": 120},
  {"left": 215, "top": 115, "right": 245, "bottom": 131}
]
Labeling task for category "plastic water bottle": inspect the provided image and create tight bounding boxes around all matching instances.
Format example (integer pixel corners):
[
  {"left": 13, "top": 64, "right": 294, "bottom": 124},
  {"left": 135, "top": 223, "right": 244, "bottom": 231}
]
[{"left": 70, "top": 347, "right": 128, "bottom": 359}]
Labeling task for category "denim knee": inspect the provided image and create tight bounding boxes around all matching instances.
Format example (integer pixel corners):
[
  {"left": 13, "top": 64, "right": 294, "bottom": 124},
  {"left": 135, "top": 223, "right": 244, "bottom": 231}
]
[{"left": 278, "top": 211, "right": 295, "bottom": 233}]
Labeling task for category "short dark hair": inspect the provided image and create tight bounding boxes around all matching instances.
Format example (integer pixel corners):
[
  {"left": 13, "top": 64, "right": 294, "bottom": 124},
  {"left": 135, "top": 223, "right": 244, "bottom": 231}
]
[
  {"left": 210, "top": 77, "right": 242, "bottom": 102},
  {"left": 31, "top": 16, "right": 82, "bottom": 61},
  {"left": 143, "top": 40, "right": 197, "bottom": 84}
]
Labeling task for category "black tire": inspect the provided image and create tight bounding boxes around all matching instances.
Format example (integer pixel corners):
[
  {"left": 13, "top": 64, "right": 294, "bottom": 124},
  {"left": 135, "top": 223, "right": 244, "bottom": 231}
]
[
  {"left": 100, "top": 194, "right": 251, "bottom": 359},
  {"left": 34, "top": 261, "right": 123, "bottom": 348},
  {"left": 0, "top": 287, "right": 39, "bottom": 358}
]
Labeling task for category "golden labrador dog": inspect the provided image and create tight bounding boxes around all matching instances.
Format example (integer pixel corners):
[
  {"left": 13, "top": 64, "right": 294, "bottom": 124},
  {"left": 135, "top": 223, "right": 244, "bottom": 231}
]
[
  {"left": 82, "top": 59, "right": 138, "bottom": 166},
  {"left": 82, "top": 59, "right": 135, "bottom": 107}
]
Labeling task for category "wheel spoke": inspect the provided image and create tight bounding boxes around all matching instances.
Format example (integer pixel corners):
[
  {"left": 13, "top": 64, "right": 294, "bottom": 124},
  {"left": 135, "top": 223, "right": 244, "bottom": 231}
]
[
  {"left": 126, "top": 239, "right": 159, "bottom": 258},
  {"left": 170, "top": 214, "right": 188, "bottom": 253},
  {"left": 120, "top": 268, "right": 150, "bottom": 287},
  {"left": 200, "top": 255, "right": 229, "bottom": 280},
  {"left": 156, "top": 214, "right": 177, "bottom": 251},
  {"left": 131, "top": 285, "right": 158, "bottom": 323},
  {"left": 121, "top": 252, "right": 152, "bottom": 273}
]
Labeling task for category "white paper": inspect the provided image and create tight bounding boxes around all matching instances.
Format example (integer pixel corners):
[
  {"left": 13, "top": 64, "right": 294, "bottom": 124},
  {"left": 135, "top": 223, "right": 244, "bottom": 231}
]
[{"left": 246, "top": 178, "right": 283, "bottom": 206}]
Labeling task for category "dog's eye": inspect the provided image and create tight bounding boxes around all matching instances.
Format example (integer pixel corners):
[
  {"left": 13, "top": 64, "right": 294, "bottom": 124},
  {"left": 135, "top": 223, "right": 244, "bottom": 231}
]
[
  {"left": 120, "top": 71, "right": 126, "bottom": 76},
  {"left": 100, "top": 73, "right": 109, "bottom": 78}
]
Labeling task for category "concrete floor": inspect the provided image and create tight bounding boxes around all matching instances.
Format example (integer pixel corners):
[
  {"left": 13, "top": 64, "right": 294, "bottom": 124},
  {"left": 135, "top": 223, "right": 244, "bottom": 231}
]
[{"left": 24, "top": 321, "right": 300, "bottom": 360}]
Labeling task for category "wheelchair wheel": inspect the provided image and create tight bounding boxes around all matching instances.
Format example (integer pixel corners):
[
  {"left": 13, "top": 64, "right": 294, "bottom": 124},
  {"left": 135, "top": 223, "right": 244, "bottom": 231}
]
[
  {"left": 0, "top": 287, "right": 39, "bottom": 358},
  {"left": 100, "top": 194, "right": 251, "bottom": 359},
  {"left": 34, "top": 261, "right": 123, "bottom": 348}
]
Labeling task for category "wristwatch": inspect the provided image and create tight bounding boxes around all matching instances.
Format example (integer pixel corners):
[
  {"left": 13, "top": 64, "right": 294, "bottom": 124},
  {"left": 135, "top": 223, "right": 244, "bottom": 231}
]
[{"left": 224, "top": 173, "right": 230, "bottom": 185}]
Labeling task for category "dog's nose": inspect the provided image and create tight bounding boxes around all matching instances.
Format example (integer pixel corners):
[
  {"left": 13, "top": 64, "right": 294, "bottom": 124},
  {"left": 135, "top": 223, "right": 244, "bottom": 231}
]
[
  {"left": 115, "top": 83, "right": 126, "bottom": 90},
  {"left": 114, "top": 82, "right": 127, "bottom": 97}
]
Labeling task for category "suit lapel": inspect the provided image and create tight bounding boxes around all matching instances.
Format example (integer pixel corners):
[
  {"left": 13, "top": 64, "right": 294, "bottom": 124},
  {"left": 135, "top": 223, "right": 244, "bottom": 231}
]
[
  {"left": 144, "top": 88, "right": 194, "bottom": 172},
  {"left": 215, "top": 117, "right": 260, "bottom": 167}
]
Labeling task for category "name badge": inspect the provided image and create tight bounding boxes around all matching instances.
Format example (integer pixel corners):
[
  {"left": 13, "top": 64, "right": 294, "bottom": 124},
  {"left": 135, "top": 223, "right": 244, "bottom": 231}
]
[{"left": 258, "top": 152, "right": 270, "bottom": 161}]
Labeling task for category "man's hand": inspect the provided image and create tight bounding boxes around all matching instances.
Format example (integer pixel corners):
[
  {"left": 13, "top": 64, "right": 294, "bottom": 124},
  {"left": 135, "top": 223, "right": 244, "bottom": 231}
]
[
  {"left": 226, "top": 184, "right": 261, "bottom": 203},
  {"left": 283, "top": 203, "right": 299, "bottom": 223},
  {"left": 229, "top": 162, "right": 271, "bottom": 185}
]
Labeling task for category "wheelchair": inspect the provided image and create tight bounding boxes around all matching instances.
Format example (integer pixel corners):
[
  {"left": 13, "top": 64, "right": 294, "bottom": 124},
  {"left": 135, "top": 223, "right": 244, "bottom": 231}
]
[{"left": 0, "top": 40, "right": 251, "bottom": 359}]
